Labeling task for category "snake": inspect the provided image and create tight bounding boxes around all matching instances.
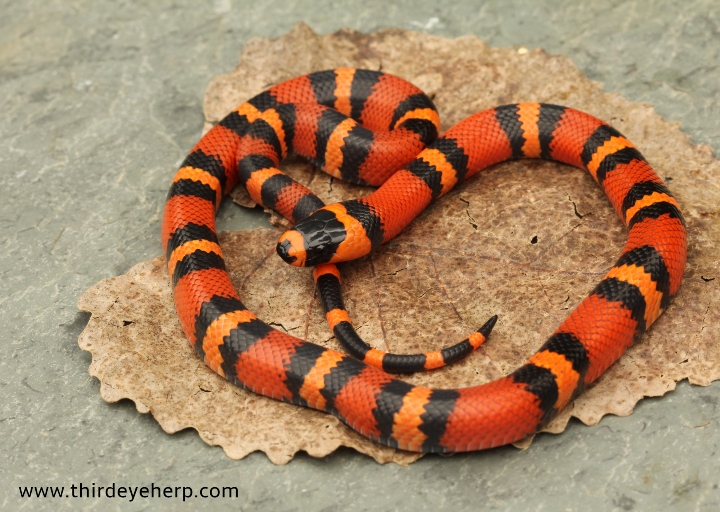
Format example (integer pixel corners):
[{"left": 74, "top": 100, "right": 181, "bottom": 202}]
[{"left": 161, "top": 68, "right": 687, "bottom": 452}]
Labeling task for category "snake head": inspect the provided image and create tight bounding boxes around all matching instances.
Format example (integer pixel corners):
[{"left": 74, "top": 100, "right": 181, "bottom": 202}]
[{"left": 277, "top": 204, "right": 373, "bottom": 267}]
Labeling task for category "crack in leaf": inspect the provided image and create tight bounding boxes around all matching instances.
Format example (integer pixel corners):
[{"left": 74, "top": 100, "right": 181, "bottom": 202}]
[
  {"left": 567, "top": 194, "right": 587, "bottom": 219},
  {"left": 698, "top": 303, "right": 713, "bottom": 335},
  {"left": 458, "top": 197, "right": 478, "bottom": 229}
]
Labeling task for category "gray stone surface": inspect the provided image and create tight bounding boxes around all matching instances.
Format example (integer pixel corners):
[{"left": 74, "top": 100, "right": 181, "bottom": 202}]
[{"left": 1, "top": 0, "right": 718, "bottom": 510}]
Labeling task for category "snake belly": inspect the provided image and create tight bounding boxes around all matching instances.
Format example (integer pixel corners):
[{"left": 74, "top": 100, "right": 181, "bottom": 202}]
[{"left": 162, "top": 69, "right": 687, "bottom": 452}]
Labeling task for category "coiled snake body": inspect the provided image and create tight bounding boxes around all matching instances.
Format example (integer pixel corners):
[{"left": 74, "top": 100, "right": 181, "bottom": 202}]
[{"left": 161, "top": 69, "right": 686, "bottom": 452}]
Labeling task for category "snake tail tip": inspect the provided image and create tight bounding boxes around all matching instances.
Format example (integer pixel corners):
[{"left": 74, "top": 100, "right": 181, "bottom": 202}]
[{"left": 478, "top": 314, "right": 499, "bottom": 337}]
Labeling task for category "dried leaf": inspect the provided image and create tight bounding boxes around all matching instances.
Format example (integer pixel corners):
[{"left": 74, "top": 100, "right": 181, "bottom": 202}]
[{"left": 78, "top": 22, "right": 720, "bottom": 464}]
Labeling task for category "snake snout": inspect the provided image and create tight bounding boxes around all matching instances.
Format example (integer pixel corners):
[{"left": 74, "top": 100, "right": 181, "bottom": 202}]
[{"left": 276, "top": 229, "right": 306, "bottom": 267}]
